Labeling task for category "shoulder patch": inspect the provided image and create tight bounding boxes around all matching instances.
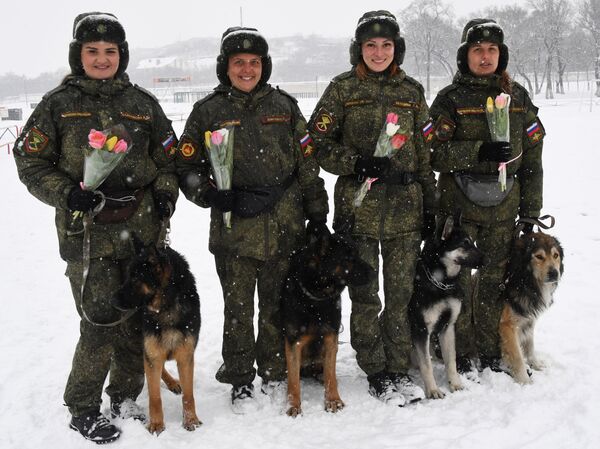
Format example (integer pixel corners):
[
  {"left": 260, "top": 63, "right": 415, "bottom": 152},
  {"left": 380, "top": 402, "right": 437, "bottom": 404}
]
[
  {"left": 178, "top": 136, "right": 198, "bottom": 160},
  {"left": 162, "top": 132, "right": 177, "bottom": 159},
  {"left": 311, "top": 107, "right": 335, "bottom": 135},
  {"left": 299, "top": 132, "right": 315, "bottom": 157},
  {"left": 24, "top": 127, "right": 49, "bottom": 154},
  {"left": 433, "top": 116, "right": 456, "bottom": 142},
  {"left": 526, "top": 118, "right": 545, "bottom": 144}
]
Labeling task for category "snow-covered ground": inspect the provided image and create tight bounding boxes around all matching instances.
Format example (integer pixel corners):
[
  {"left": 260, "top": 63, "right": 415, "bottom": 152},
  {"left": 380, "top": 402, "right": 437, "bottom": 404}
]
[{"left": 1, "top": 88, "right": 599, "bottom": 449}]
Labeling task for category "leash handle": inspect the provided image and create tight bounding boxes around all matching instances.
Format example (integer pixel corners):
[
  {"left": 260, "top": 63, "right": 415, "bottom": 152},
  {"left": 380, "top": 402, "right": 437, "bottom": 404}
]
[{"left": 514, "top": 214, "right": 555, "bottom": 239}]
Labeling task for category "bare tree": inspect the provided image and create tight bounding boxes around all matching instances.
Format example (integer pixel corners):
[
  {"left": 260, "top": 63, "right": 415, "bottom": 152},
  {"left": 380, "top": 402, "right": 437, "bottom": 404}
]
[
  {"left": 400, "top": 0, "right": 459, "bottom": 99},
  {"left": 580, "top": 0, "right": 600, "bottom": 96},
  {"left": 529, "top": 0, "right": 572, "bottom": 99}
]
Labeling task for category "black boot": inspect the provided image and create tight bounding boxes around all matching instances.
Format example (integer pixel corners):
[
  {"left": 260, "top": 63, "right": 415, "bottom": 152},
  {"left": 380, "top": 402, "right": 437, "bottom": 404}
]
[
  {"left": 367, "top": 371, "right": 406, "bottom": 407},
  {"left": 110, "top": 398, "right": 147, "bottom": 422},
  {"left": 69, "top": 411, "right": 120, "bottom": 444}
]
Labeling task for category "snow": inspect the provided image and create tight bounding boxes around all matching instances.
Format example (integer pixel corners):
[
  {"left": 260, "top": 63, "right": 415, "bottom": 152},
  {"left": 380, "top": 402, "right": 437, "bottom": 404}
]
[{"left": 1, "top": 89, "right": 600, "bottom": 449}]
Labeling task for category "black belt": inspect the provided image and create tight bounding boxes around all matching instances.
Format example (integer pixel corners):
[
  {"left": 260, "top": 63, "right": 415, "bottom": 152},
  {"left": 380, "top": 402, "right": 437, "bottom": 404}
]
[{"left": 357, "top": 172, "right": 415, "bottom": 185}]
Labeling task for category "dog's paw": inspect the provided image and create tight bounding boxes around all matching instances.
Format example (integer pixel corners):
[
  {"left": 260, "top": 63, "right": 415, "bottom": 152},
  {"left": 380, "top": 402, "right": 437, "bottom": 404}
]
[
  {"left": 513, "top": 370, "right": 533, "bottom": 385},
  {"left": 325, "top": 399, "right": 345, "bottom": 413},
  {"left": 163, "top": 379, "right": 182, "bottom": 395},
  {"left": 528, "top": 359, "right": 546, "bottom": 371},
  {"left": 286, "top": 406, "right": 302, "bottom": 418},
  {"left": 183, "top": 416, "right": 202, "bottom": 431},
  {"left": 426, "top": 388, "right": 445, "bottom": 399},
  {"left": 448, "top": 380, "right": 464, "bottom": 393},
  {"left": 147, "top": 421, "right": 165, "bottom": 435}
]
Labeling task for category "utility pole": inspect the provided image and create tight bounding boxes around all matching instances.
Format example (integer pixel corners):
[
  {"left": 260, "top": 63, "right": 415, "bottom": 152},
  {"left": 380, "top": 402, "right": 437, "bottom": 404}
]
[{"left": 240, "top": 7, "right": 243, "bottom": 26}]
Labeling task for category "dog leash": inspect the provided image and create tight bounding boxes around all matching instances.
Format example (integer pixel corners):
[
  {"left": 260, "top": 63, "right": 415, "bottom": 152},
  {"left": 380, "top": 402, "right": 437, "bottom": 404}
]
[
  {"left": 514, "top": 214, "right": 555, "bottom": 238},
  {"left": 78, "top": 197, "right": 136, "bottom": 328}
]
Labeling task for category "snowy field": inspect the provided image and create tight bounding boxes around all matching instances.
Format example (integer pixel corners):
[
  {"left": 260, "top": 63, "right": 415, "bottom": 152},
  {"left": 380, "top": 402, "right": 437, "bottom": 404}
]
[{"left": 1, "top": 88, "right": 599, "bottom": 449}]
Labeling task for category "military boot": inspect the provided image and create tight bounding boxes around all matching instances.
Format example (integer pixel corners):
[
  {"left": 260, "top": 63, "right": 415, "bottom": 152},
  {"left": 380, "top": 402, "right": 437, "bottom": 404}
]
[
  {"left": 110, "top": 398, "right": 147, "bottom": 422},
  {"left": 69, "top": 410, "right": 120, "bottom": 444},
  {"left": 367, "top": 371, "right": 406, "bottom": 407},
  {"left": 389, "top": 372, "right": 425, "bottom": 404},
  {"left": 231, "top": 382, "right": 259, "bottom": 415}
]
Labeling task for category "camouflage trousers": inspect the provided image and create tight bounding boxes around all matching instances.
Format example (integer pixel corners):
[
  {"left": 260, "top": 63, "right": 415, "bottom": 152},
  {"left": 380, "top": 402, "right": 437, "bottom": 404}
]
[
  {"left": 214, "top": 253, "right": 288, "bottom": 387},
  {"left": 64, "top": 258, "right": 144, "bottom": 417},
  {"left": 452, "top": 219, "right": 514, "bottom": 360},
  {"left": 349, "top": 232, "right": 421, "bottom": 376}
]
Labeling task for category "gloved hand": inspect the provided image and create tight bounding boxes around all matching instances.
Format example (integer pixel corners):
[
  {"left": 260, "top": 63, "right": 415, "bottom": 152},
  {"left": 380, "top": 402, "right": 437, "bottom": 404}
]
[
  {"left": 306, "top": 219, "right": 330, "bottom": 239},
  {"left": 478, "top": 141, "right": 512, "bottom": 162},
  {"left": 354, "top": 156, "right": 391, "bottom": 178},
  {"left": 154, "top": 193, "right": 174, "bottom": 219},
  {"left": 204, "top": 187, "right": 235, "bottom": 212},
  {"left": 422, "top": 214, "right": 436, "bottom": 241},
  {"left": 519, "top": 218, "right": 536, "bottom": 234},
  {"left": 67, "top": 187, "right": 103, "bottom": 212}
]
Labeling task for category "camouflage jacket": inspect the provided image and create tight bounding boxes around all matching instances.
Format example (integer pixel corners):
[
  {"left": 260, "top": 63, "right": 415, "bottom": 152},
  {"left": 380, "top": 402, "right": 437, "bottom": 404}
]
[
  {"left": 308, "top": 68, "right": 437, "bottom": 239},
  {"left": 429, "top": 72, "right": 544, "bottom": 224},
  {"left": 176, "top": 83, "right": 328, "bottom": 260},
  {"left": 13, "top": 75, "right": 179, "bottom": 262}
]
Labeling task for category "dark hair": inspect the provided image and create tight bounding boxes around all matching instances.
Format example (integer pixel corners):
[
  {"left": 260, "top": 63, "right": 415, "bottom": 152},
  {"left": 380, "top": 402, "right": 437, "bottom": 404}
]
[{"left": 355, "top": 60, "right": 399, "bottom": 80}]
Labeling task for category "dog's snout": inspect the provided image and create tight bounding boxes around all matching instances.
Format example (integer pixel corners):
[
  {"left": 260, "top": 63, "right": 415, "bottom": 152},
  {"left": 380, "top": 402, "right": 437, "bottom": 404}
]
[{"left": 546, "top": 268, "right": 559, "bottom": 282}]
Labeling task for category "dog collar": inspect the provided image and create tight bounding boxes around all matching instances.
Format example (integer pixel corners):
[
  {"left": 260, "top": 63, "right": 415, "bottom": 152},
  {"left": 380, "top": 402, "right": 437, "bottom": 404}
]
[
  {"left": 423, "top": 265, "right": 456, "bottom": 291},
  {"left": 296, "top": 278, "right": 338, "bottom": 302}
]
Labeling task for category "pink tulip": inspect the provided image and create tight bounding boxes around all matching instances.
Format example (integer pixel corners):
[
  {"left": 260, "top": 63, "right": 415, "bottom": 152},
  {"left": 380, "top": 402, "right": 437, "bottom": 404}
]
[
  {"left": 88, "top": 129, "right": 107, "bottom": 149},
  {"left": 391, "top": 133, "right": 408, "bottom": 149},
  {"left": 211, "top": 130, "right": 224, "bottom": 145},
  {"left": 494, "top": 94, "right": 508, "bottom": 109},
  {"left": 113, "top": 139, "right": 128, "bottom": 153},
  {"left": 386, "top": 113, "right": 399, "bottom": 125}
]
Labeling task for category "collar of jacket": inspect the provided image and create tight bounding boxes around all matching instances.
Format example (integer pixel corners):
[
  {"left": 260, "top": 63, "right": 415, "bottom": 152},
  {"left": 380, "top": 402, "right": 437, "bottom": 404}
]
[
  {"left": 64, "top": 74, "right": 131, "bottom": 97},
  {"left": 359, "top": 67, "right": 406, "bottom": 85},
  {"left": 453, "top": 71, "right": 502, "bottom": 90},
  {"left": 217, "top": 83, "right": 274, "bottom": 104}
]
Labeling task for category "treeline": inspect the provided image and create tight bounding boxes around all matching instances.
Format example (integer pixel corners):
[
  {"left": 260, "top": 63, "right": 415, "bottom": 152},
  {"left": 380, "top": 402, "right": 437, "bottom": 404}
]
[{"left": 2, "top": 0, "right": 599, "bottom": 101}]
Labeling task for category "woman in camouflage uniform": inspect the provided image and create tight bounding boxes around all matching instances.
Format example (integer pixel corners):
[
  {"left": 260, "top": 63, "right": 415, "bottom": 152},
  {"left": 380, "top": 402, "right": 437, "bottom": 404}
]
[
  {"left": 13, "top": 13, "right": 178, "bottom": 443},
  {"left": 176, "top": 27, "right": 328, "bottom": 414},
  {"left": 309, "top": 11, "right": 437, "bottom": 406},
  {"left": 429, "top": 19, "right": 544, "bottom": 375}
]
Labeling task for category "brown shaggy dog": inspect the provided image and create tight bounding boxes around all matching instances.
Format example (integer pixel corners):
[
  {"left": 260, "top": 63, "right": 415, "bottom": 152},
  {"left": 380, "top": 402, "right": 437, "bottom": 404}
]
[{"left": 499, "top": 232, "right": 564, "bottom": 384}]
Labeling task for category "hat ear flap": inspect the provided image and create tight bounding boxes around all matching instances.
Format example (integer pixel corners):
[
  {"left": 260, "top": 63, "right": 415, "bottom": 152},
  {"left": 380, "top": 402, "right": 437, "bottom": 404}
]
[
  {"left": 69, "top": 41, "right": 84, "bottom": 75},
  {"left": 216, "top": 54, "right": 230, "bottom": 86},
  {"left": 349, "top": 39, "right": 361, "bottom": 66},
  {"left": 394, "top": 36, "right": 406, "bottom": 65},
  {"left": 260, "top": 55, "right": 272, "bottom": 85},
  {"left": 117, "top": 41, "right": 129, "bottom": 76}
]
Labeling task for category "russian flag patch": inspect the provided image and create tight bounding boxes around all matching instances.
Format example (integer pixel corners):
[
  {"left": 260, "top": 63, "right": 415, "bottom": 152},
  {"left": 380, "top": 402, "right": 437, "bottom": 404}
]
[
  {"left": 162, "top": 134, "right": 176, "bottom": 158},
  {"left": 526, "top": 122, "right": 540, "bottom": 137},
  {"left": 422, "top": 120, "right": 434, "bottom": 142},
  {"left": 300, "top": 132, "right": 314, "bottom": 157}
]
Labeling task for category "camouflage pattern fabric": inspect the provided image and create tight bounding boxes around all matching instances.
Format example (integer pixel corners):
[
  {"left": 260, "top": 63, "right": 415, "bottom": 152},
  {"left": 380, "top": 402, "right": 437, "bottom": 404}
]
[
  {"left": 13, "top": 75, "right": 179, "bottom": 262},
  {"left": 64, "top": 258, "right": 144, "bottom": 417},
  {"left": 13, "top": 74, "right": 177, "bottom": 416},
  {"left": 429, "top": 72, "right": 544, "bottom": 359},
  {"left": 307, "top": 68, "right": 436, "bottom": 376},
  {"left": 213, "top": 253, "right": 289, "bottom": 386},
  {"left": 308, "top": 68, "right": 437, "bottom": 238},
  {"left": 176, "top": 84, "right": 328, "bottom": 261},
  {"left": 349, "top": 234, "right": 421, "bottom": 375}
]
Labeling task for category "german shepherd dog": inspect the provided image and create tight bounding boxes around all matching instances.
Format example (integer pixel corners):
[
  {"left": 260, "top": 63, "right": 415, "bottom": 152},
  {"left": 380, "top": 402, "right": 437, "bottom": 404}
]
[
  {"left": 281, "top": 229, "right": 372, "bottom": 417},
  {"left": 112, "top": 236, "right": 201, "bottom": 434},
  {"left": 408, "top": 213, "right": 486, "bottom": 399},
  {"left": 499, "top": 231, "right": 564, "bottom": 384}
]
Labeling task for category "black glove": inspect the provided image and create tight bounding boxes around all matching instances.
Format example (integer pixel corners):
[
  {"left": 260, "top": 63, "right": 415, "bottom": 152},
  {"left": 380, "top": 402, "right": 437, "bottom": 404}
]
[
  {"left": 306, "top": 219, "right": 330, "bottom": 239},
  {"left": 154, "top": 193, "right": 174, "bottom": 219},
  {"left": 422, "top": 214, "right": 436, "bottom": 241},
  {"left": 204, "top": 187, "right": 235, "bottom": 212},
  {"left": 354, "top": 156, "right": 391, "bottom": 178},
  {"left": 478, "top": 141, "right": 512, "bottom": 162},
  {"left": 67, "top": 187, "right": 103, "bottom": 212}
]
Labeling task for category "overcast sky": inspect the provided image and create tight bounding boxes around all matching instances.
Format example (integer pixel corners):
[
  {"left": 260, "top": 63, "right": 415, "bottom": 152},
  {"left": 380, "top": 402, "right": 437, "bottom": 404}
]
[{"left": 2, "top": 0, "right": 516, "bottom": 77}]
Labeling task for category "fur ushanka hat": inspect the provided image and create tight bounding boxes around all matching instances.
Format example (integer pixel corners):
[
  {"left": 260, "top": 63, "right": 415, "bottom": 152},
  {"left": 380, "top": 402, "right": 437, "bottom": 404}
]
[
  {"left": 456, "top": 18, "right": 508, "bottom": 75},
  {"left": 349, "top": 10, "right": 406, "bottom": 66}
]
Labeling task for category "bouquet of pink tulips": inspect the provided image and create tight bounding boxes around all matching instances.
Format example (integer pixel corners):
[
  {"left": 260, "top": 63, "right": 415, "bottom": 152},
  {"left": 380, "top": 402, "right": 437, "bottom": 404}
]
[
  {"left": 204, "top": 127, "right": 235, "bottom": 228},
  {"left": 73, "top": 124, "right": 132, "bottom": 218},
  {"left": 353, "top": 112, "right": 408, "bottom": 207},
  {"left": 485, "top": 94, "right": 511, "bottom": 191}
]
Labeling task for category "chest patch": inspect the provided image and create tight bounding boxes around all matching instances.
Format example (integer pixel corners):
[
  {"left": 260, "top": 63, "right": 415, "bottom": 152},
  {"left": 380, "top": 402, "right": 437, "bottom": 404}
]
[
  {"left": 261, "top": 115, "right": 291, "bottom": 125},
  {"left": 61, "top": 112, "right": 92, "bottom": 118}
]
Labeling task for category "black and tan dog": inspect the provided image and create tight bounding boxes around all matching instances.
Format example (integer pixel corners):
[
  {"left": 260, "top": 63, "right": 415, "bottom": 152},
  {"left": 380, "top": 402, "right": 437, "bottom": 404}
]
[
  {"left": 112, "top": 236, "right": 201, "bottom": 434},
  {"left": 281, "top": 229, "right": 371, "bottom": 417},
  {"left": 499, "top": 231, "right": 564, "bottom": 384},
  {"left": 408, "top": 213, "right": 486, "bottom": 399}
]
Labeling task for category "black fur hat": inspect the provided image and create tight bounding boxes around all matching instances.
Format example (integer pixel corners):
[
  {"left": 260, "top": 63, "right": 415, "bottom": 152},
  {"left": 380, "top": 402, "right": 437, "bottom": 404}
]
[
  {"left": 349, "top": 10, "right": 406, "bottom": 67},
  {"left": 216, "top": 27, "right": 272, "bottom": 87},
  {"left": 69, "top": 12, "right": 129, "bottom": 77},
  {"left": 456, "top": 18, "right": 508, "bottom": 75}
]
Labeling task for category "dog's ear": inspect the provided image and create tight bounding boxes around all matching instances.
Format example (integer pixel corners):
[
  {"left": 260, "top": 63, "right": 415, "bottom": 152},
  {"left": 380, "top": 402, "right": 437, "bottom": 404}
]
[{"left": 441, "top": 216, "right": 454, "bottom": 241}]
